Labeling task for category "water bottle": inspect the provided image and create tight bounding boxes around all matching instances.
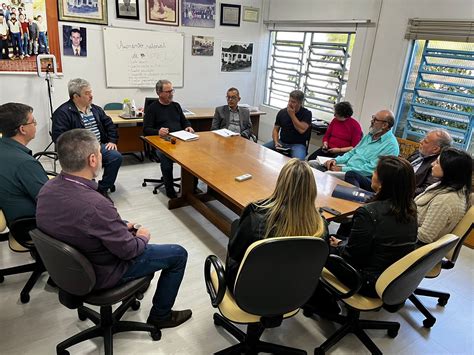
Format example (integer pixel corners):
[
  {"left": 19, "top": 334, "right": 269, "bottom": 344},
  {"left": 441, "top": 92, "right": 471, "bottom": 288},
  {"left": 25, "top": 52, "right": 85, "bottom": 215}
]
[{"left": 131, "top": 99, "right": 137, "bottom": 117}]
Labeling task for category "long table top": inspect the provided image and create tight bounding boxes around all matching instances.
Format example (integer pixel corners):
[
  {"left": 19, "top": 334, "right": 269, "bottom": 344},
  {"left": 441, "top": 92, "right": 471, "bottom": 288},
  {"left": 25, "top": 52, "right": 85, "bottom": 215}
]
[
  {"left": 107, "top": 108, "right": 266, "bottom": 125},
  {"left": 145, "top": 132, "right": 361, "bottom": 218}
]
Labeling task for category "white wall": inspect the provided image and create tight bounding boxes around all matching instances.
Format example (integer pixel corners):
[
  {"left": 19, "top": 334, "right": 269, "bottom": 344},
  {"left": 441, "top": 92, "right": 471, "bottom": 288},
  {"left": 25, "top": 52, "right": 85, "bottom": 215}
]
[
  {"left": 257, "top": 0, "right": 474, "bottom": 143},
  {"left": 0, "top": 0, "right": 265, "bottom": 152}
]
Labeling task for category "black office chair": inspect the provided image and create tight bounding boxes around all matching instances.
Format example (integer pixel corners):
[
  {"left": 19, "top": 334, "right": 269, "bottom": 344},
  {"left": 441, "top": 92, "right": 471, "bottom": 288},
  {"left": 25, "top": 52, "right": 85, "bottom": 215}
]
[
  {"left": 205, "top": 236, "right": 329, "bottom": 354},
  {"left": 140, "top": 136, "right": 180, "bottom": 194},
  {"left": 0, "top": 215, "right": 46, "bottom": 303},
  {"left": 305, "top": 234, "right": 459, "bottom": 355},
  {"left": 29, "top": 228, "right": 160, "bottom": 355}
]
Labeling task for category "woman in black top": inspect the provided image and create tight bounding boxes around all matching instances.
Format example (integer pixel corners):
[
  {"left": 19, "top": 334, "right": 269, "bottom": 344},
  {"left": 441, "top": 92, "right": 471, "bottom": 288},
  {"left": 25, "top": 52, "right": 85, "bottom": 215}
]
[
  {"left": 329, "top": 156, "right": 418, "bottom": 297},
  {"left": 225, "top": 158, "right": 327, "bottom": 290}
]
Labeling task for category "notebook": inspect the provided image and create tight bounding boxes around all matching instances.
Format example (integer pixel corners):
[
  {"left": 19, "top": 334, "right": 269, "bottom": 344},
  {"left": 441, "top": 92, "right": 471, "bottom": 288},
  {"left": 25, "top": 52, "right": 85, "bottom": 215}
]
[
  {"left": 213, "top": 129, "right": 239, "bottom": 137},
  {"left": 169, "top": 130, "right": 199, "bottom": 141}
]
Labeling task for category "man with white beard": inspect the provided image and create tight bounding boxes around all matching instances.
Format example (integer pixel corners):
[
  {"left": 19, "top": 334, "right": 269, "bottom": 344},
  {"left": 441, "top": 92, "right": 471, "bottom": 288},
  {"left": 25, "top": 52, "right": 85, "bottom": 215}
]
[
  {"left": 309, "top": 109, "right": 399, "bottom": 180},
  {"left": 36, "top": 129, "right": 192, "bottom": 331}
]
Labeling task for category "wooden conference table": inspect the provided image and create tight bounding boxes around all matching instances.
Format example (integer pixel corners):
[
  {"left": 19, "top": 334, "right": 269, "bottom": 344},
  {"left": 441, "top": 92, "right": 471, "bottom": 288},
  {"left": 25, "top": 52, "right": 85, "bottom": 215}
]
[
  {"left": 107, "top": 108, "right": 266, "bottom": 155},
  {"left": 145, "top": 132, "right": 361, "bottom": 236}
]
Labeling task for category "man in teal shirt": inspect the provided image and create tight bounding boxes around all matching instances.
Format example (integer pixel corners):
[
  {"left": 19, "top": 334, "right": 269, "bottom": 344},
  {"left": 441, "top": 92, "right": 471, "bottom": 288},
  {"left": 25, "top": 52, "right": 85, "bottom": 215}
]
[
  {"left": 309, "top": 109, "right": 399, "bottom": 178},
  {"left": 0, "top": 103, "right": 49, "bottom": 224}
]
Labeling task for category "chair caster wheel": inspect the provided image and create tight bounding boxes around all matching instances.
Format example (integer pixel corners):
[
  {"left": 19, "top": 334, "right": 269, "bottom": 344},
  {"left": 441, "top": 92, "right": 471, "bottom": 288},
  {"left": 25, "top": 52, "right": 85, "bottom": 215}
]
[
  {"left": 58, "top": 349, "right": 70, "bottom": 355},
  {"left": 142, "top": 182, "right": 147, "bottom": 187},
  {"left": 423, "top": 318, "right": 436, "bottom": 328},
  {"left": 110, "top": 185, "right": 116, "bottom": 193},
  {"left": 78, "top": 309, "right": 88, "bottom": 321},
  {"left": 387, "top": 329, "right": 399, "bottom": 338},
  {"left": 0, "top": 275, "right": 4, "bottom": 283},
  {"left": 20, "top": 292, "right": 30, "bottom": 303},
  {"left": 151, "top": 329, "right": 162, "bottom": 341},
  {"left": 302, "top": 306, "right": 313, "bottom": 318},
  {"left": 131, "top": 300, "right": 140, "bottom": 311},
  {"left": 152, "top": 190, "right": 158, "bottom": 195},
  {"left": 314, "top": 347, "right": 325, "bottom": 355},
  {"left": 438, "top": 296, "right": 449, "bottom": 306},
  {"left": 213, "top": 313, "right": 224, "bottom": 326}
]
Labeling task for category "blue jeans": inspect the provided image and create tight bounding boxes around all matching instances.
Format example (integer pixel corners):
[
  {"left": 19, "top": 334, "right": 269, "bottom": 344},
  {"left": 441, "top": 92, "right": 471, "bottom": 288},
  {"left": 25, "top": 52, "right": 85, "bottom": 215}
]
[
  {"left": 120, "top": 244, "right": 188, "bottom": 318},
  {"left": 99, "top": 144, "right": 123, "bottom": 191},
  {"left": 11, "top": 32, "right": 21, "bottom": 56},
  {"left": 21, "top": 33, "right": 28, "bottom": 55},
  {"left": 263, "top": 140, "right": 307, "bottom": 160},
  {"left": 38, "top": 31, "right": 48, "bottom": 53}
]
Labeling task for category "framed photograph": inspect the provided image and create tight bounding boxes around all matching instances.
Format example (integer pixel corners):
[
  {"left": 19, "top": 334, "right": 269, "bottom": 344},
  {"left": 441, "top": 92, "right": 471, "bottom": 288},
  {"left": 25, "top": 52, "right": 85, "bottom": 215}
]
[
  {"left": 242, "top": 6, "right": 259, "bottom": 23},
  {"left": 221, "top": 41, "right": 253, "bottom": 72},
  {"left": 0, "top": 0, "right": 62, "bottom": 74},
  {"left": 181, "top": 0, "right": 215, "bottom": 28},
  {"left": 58, "top": 0, "right": 108, "bottom": 25},
  {"left": 220, "top": 3, "right": 240, "bottom": 27},
  {"left": 116, "top": 0, "right": 139, "bottom": 20},
  {"left": 192, "top": 36, "right": 214, "bottom": 56},
  {"left": 146, "top": 0, "right": 179, "bottom": 26},
  {"left": 63, "top": 26, "right": 87, "bottom": 57}
]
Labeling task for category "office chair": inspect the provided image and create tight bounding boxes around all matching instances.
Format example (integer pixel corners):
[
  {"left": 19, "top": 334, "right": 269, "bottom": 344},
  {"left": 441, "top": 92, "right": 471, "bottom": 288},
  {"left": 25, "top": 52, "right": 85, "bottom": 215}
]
[
  {"left": 33, "top": 151, "right": 59, "bottom": 175},
  {"left": 0, "top": 216, "right": 46, "bottom": 303},
  {"left": 29, "top": 228, "right": 160, "bottom": 355},
  {"left": 408, "top": 206, "right": 474, "bottom": 328},
  {"left": 140, "top": 136, "right": 180, "bottom": 194},
  {"left": 0, "top": 209, "right": 8, "bottom": 241},
  {"left": 204, "top": 236, "right": 329, "bottom": 354},
  {"left": 103, "top": 102, "right": 123, "bottom": 111},
  {"left": 304, "top": 234, "right": 459, "bottom": 355}
]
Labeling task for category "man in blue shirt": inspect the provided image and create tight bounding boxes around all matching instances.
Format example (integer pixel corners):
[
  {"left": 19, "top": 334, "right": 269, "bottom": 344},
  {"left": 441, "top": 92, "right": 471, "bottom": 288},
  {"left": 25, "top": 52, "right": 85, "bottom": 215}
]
[
  {"left": 263, "top": 90, "right": 312, "bottom": 160},
  {"left": 0, "top": 102, "right": 49, "bottom": 224},
  {"left": 310, "top": 109, "right": 399, "bottom": 179}
]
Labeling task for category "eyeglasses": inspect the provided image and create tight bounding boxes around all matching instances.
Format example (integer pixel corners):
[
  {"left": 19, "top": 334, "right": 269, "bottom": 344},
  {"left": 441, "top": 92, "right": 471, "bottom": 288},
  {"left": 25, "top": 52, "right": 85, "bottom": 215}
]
[
  {"left": 20, "top": 119, "right": 37, "bottom": 127},
  {"left": 371, "top": 115, "right": 388, "bottom": 124},
  {"left": 162, "top": 89, "right": 175, "bottom": 94},
  {"left": 226, "top": 95, "right": 238, "bottom": 100}
]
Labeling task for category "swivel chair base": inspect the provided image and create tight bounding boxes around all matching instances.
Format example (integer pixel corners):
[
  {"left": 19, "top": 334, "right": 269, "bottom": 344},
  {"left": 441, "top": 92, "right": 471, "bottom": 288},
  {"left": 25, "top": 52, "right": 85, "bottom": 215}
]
[
  {"left": 213, "top": 313, "right": 306, "bottom": 355},
  {"left": 142, "top": 178, "right": 181, "bottom": 195},
  {"left": 57, "top": 296, "right": 161, "bottom": 355},
  {"left": 0, "top": 258, "right": 46, "bottom": 303},
  {"left": 408, "top": 287, "right": 450, "bottom": 328}
]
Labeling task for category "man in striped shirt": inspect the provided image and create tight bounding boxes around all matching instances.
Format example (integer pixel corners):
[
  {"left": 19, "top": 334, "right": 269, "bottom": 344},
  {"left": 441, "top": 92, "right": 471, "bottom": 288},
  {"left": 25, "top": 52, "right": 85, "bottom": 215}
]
[{"left": 52, "top": 78, "right": 122, "bottom": 196}]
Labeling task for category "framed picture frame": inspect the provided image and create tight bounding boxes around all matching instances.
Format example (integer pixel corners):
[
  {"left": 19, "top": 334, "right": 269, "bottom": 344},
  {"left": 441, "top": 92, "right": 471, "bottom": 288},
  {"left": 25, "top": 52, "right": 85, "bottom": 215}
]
[
  {"left": 58, "top": 0, "right": 108, "bottom": 25},
  {"left": 181, "top": 0, "right": 216, "bottom": 28},
  {"left": 146, "top": 0, "right": 179, "bottom": 26},
  {"left": 116, "top": 0, "right": 140, "bottom": 20},
  {"left": 220, "top": 3, "right": 240, "bottom": 27},
  {"left": 242, "top": 6, "right": 259, "bottom": 23}
]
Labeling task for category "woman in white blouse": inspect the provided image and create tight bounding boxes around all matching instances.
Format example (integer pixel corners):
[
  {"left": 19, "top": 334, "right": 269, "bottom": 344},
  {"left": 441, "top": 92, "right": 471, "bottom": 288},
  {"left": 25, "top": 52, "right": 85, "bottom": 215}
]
[{"left": 415, "top": 147, "right": 472, "bottom": 244}]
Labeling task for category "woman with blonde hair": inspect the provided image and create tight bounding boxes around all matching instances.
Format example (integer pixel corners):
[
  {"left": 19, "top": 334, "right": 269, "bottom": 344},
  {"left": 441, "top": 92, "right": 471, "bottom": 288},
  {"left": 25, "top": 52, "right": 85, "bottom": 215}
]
[{"left": 225, "top": 158, "right": 327, "bottom": 289}]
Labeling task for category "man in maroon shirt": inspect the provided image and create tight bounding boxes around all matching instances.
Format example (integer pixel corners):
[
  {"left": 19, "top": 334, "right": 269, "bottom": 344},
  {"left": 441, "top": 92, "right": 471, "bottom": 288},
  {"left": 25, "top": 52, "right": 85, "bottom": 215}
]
[{"left": 36, "top": 128, "right": 191, "bottom": 330}]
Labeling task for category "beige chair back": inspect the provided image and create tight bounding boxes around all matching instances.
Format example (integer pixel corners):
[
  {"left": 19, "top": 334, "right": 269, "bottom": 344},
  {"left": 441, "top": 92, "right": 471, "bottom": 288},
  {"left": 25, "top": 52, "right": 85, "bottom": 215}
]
[
  {"left": 0, "top": 209, "right": 6, "bottom": 233},
  {"left": 446, "top": 205, "right": 474, "bottom": 262}
]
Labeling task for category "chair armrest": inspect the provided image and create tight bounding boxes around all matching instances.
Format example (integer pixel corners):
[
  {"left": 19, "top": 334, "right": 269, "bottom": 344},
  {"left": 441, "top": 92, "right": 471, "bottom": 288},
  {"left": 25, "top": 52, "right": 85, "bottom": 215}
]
[
  {"left": 320, "top": 254, "right": 363, "bottom": 299},
  {"left": 9, "top": 217, "right": 37, "bottom": 249},
  {"left": 204, "top": 255, "right": 226, "bottom": 307},
  {"left": 33, "top": 151, "right": 58, "bottom": 160}
]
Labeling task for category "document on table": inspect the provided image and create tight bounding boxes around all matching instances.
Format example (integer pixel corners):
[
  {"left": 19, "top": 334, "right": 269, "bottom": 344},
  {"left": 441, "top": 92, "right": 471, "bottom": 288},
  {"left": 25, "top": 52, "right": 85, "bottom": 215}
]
[
  {"left": 169, "top": 130, "right": 199, "bottom": 141},
  {"left": 316, "top": 156, "right": 333, "bottom": 165},
  {"left": 213, "top": 129, "right": 239, "bottom": 137},
  {"left": 182, "top": 108, "right": 195, "bottom": 116}
]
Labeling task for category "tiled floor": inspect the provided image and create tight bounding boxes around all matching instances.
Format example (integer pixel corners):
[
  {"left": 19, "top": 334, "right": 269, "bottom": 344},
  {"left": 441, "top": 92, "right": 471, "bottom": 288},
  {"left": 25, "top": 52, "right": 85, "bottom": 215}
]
[{"left": 0, "top": 156, "right": 472, "bottom": 354}]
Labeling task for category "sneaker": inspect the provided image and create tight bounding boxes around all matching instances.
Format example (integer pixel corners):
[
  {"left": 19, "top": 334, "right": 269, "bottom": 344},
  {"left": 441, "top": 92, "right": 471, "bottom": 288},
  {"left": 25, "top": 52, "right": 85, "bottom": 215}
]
[
  {"left": 25, "top": 54, "right": 30, "bottom": 57},
  {"left": 147, "top": 309, "right": 192, "bottom": 329},
  {"left": 97, "top": 188, "right": 112, "bottom": 201}
]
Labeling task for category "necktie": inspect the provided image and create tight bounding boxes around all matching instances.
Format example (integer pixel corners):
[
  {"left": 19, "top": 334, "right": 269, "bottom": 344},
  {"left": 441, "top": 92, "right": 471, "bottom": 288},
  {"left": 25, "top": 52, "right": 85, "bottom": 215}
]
[{"left": 75, "top": 48, "right": 79, "bottom": 56}]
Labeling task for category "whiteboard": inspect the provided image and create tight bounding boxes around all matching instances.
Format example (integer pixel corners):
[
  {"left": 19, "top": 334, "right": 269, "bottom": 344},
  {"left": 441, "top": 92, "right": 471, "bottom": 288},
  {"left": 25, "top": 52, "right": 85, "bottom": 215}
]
[{"left": 103, "top": 27, "right": 184, "bottom": 88}]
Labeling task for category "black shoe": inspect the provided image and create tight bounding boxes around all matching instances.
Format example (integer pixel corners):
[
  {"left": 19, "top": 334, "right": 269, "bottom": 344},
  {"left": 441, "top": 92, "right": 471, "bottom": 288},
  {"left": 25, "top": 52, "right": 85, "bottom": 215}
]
[
  {"left": 165, "top": 188, "right": 178, "bottom": 199},
  {"left": 97, "top": 188, "right": 112, "bottom": 201},
  {"left": 147, "top": 309, "right": 192, "bottom": 329}
]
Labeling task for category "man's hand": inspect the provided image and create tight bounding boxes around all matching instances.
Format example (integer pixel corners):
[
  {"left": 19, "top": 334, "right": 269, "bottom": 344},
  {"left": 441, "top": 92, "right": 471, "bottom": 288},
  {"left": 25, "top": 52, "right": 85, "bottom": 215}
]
[
  {"left": 324, "top": 159, "right": 336, "bottom": 170},
  {"left": 329, "top": 235, "right": 342, "bottom": 247},
  {"left": 329, "top": 164, "right": 342, "bottom": 172},
  {"left": 126, "top": 222, "right": 134, "bottom": 230},
  {"left": 185, "top": 126, "right": 195, "bottom": 133},
  {"left": 287, "top": 104, "right": 296, "bottom": 116},
  {"left": 328, "top": 147, "right": 340, "bottom": 154},
  {"left": 159, "top": 127, "right": 169, "bottom": 137},
  {"left": 322, "top": 141, "right": 329, "bottom": 150},
  {"left": 274, "top": 141, "right": 283, "bottom": 148},
  {"left": 105, "top": 142, "right": 117, "bottom": 150},
  {"left": 136, "top": 227, "right": 151, "bottom": 242}
]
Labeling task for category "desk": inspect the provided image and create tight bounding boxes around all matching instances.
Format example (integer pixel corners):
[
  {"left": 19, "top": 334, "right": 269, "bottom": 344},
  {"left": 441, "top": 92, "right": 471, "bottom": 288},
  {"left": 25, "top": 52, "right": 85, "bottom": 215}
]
[
  {"left": 107, "top": 108, "right": 266, "bottom": 155},
  {"left": 145, "top": 132, "right": 360, "bottom": 236}
]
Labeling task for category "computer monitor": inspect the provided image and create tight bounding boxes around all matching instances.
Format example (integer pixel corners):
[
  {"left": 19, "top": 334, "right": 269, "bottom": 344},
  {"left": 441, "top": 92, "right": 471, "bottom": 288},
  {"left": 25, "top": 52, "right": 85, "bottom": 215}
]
[{"left": 144, "top": 97, "right": 157, "bottom": 111}]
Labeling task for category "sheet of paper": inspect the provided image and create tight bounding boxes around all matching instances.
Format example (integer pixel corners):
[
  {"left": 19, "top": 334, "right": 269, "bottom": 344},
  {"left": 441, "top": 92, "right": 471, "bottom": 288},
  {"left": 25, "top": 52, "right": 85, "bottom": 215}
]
[
  {"left": 169, "top": 130, "right": 199, "bottom": 141},
  {"left": 213, "top": 129, "right": 239, "bottom": 137},
  {"left": 182, "top": 108, "right": 195, "bottom": 116},
  {"left": 316, "top": 156, "right": 333, "bottom": 165}
]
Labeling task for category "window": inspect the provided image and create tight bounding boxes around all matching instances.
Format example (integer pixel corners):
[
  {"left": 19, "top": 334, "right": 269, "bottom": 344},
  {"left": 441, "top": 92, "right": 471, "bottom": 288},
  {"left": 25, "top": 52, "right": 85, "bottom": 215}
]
[
  {"left": 265, "top": 31, "right": 355, "bottom": 119},
  {"left": 395, "top": 40, "right": 474, "bottom": 153}
]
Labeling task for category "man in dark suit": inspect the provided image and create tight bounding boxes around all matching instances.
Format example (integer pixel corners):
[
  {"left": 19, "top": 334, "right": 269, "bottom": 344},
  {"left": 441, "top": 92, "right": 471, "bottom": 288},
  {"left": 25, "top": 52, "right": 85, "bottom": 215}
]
[
  {"left": 407, "top": 129, "right": 452, "bottom": 195},
  {"left": 345, "top": 129, "right": 452, "bottom": 195},
  {"left": 63, "top": 28, "right": 86, "bottom": 57},
  {"left": 211, "top": 87, "right": 253, "bottom": 140}
]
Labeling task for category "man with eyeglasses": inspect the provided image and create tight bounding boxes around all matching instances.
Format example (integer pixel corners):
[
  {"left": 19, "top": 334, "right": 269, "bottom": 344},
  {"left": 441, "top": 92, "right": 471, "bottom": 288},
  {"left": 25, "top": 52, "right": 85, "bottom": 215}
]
[
  {"left": 211, "top": 87, "right": 253, "bottom": 140},
  {"left": 0, "top": 102, "right": 49, "bottom": 224},
  {"left": 309, "top": 109, "right": 399, "bottom": 181},
  {"left": 143, "top": 79, "right": 194, "bottom": 198}
]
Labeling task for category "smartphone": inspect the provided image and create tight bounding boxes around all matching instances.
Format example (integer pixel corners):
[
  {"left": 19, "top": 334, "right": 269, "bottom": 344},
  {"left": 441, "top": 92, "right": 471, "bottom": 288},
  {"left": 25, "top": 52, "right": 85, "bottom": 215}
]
[{"left": 320, "top": 206, "right": 341, "bottom": 216}]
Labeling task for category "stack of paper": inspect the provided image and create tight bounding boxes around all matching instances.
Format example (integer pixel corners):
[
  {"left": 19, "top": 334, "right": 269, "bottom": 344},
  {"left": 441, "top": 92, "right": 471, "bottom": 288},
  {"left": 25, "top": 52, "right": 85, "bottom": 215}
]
[
  {"left": 213, "top": 129, "right": 239, "bottom": 137},
  {"left": 169, "top": 130, "right": 199, "bottom": 141},
  {"left": 316, "top": 156, "right": 333, "bottom": 165}
]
